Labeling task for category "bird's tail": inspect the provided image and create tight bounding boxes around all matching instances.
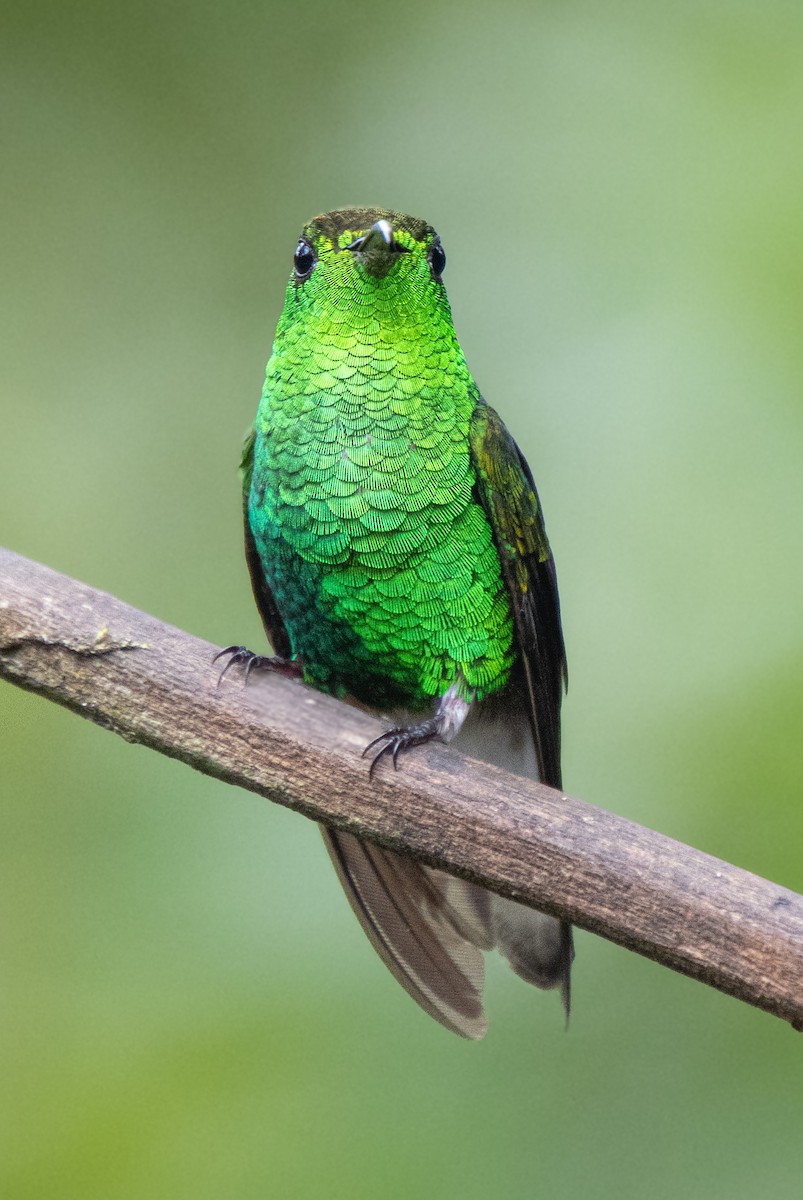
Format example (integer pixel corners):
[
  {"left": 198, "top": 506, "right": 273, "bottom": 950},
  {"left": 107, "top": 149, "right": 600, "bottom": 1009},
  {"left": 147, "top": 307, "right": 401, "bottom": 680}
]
[
  {"left": 322, "top": 700, "right": 572, "bottom": 1037},
  {"left": 489, "top": 897, "right": 574, "bottom": 1016},
  {"left": 457, "top": 703, "right": 574, "bottom": 1016}
]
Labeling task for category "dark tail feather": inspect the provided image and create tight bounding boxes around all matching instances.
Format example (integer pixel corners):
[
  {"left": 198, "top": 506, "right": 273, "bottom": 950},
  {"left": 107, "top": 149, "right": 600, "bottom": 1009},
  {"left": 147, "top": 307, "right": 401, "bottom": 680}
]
[{"left": 320, "top": 826, "right": 490, "bottom": 1039}]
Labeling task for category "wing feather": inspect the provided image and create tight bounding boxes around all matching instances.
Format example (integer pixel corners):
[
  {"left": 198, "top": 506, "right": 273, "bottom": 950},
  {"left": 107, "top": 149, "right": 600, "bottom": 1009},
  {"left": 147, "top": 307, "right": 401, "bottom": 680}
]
[
  {"left": 469, "top": 400, "right": 573, "bottom": 1012},
  {"left": 468, "top": 400, "right": 567, "bottom": 789},
  {"left": 241, "top": 425, "right": 292, "bottom": 658},
  {"left": 321, "top": 828, "right": 490, "bottom": 1039}
]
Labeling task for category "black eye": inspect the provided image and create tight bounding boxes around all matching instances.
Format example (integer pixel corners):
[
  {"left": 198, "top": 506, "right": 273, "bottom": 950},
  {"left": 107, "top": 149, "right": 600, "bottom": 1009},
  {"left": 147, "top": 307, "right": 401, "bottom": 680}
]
[
  {"left": 428, "top": 237, "right": 446, "bottom": 279},
  {"left": 293, "top": 239, "right": 315, "bottom": 279}
]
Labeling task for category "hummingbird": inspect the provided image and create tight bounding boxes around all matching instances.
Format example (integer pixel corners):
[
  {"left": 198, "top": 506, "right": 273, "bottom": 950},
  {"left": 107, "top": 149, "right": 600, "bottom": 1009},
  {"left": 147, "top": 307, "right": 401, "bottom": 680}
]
[{"left": 220, "top": 208, "right": 572, "bottom": 1038}]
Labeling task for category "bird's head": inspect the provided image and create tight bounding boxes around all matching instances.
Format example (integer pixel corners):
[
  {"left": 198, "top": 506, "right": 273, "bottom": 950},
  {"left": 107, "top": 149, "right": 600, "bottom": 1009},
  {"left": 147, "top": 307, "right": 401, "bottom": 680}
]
[{"left": 277, "top": 207, "right": 451, "bottom": 333}]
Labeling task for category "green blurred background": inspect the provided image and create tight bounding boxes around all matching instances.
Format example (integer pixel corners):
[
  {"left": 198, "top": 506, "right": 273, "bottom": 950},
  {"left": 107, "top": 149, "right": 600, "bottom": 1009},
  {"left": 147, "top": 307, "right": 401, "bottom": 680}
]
[{"left": 2, "top": 1, "right": 802, "bottom": 1196}]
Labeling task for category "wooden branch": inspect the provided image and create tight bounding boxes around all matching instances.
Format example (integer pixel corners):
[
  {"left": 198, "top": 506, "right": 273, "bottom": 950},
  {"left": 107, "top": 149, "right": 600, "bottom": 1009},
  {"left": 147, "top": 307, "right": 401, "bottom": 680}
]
[{"left": 1, "top": 546, "right": 802, "bottom": 1030}]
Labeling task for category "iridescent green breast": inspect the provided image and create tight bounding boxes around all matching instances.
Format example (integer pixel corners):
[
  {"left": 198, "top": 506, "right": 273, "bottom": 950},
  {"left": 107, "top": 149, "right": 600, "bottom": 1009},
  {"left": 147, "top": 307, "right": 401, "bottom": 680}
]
[{"left": 248, "top": 317, "right": 515, "bottom": 710}]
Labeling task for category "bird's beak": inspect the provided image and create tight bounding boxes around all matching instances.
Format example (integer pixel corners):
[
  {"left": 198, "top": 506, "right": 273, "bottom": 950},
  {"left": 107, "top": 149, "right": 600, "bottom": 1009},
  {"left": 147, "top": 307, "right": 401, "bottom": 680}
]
[
  {"left": 355, "top": 219, "right": 395, "bottom": 252},
  {"left": 346, "top": 219, "right": 407, "bottom": 276}
]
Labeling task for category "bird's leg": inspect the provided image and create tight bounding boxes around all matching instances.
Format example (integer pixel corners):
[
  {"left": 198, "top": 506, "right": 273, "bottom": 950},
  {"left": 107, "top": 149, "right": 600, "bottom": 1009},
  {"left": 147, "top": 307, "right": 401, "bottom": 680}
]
[
  {"left": 363, "top": 684, "right": 472, "bottom": 778},
  {"left": 213, "top": 645, "right": 303, "bottom": 686}
]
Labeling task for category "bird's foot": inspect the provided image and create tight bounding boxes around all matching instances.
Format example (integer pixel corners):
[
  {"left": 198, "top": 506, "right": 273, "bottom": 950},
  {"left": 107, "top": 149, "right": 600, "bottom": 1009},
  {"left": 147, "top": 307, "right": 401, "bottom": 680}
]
[
  {"left": 362, "top": 717, "right": 442, "bottom": 778},
  {"left": 363, "top": 685, "right": 472, "bottom": 778},
  {"left": 213, "top": 645, "right": 302, "bottom": 686}
]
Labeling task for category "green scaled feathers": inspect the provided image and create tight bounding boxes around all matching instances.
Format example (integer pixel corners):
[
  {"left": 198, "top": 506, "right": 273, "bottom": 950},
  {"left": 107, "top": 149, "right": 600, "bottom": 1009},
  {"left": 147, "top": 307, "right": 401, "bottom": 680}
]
[{"left": 247, "top": 208, "right": 519, "bottom": 711}]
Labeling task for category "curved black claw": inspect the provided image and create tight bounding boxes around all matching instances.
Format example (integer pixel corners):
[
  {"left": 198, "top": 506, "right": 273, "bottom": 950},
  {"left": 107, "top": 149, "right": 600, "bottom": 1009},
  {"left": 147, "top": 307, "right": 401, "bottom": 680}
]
[
  {"left": 363, "top": 717, "right": 442, "bottom": 779},
  {"left": 213, "top": 645, "right": 301, "bottom": 687}
]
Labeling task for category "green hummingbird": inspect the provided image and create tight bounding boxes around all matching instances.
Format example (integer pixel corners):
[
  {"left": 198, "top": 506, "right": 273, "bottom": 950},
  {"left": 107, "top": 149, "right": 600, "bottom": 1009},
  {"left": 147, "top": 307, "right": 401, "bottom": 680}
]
[{"left": 220, "top": 208, "right": 572, "bottom": 1038}]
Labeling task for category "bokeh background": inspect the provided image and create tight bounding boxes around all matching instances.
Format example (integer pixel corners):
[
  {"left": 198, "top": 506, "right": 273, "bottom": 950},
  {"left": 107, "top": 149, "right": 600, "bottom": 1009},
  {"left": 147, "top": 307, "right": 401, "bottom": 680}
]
[{"left": 2, "top": 2, "right": 802, "bottom": 1196}]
